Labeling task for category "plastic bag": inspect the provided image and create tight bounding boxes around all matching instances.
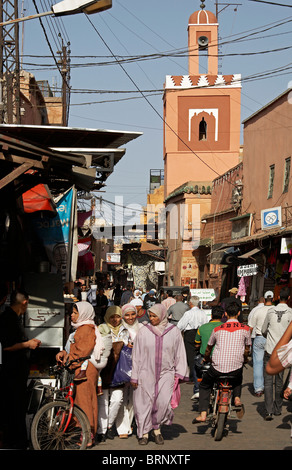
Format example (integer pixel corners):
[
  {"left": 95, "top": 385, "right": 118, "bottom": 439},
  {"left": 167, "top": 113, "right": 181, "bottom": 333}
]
[
  {"left": 111, "top": 345, "right": 132, "bottom": 387},
  {"left": 171, "top": 377, "right": 181, "bottom": 409}
]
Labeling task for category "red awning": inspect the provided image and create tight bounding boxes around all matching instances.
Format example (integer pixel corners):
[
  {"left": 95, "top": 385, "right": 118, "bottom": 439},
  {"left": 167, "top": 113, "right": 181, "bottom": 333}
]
[{"left": 22, "top": 184, "right": 57, "bottom": 214}]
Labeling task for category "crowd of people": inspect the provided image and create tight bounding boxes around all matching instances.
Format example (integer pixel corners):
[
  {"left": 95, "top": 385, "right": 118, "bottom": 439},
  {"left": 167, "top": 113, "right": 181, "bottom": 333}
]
[{"left": 1, "top": 282, "right": 292, "bottom": 449}]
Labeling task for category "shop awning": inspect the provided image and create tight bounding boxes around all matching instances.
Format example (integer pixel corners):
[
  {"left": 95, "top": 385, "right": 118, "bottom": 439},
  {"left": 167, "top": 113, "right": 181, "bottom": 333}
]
[
  {"left": 209, "top": 246, "right": 241, "bottom": 265},
  {"left": 225, "top": 224, "right": 292, "bottom": 246},
  {"left": 0, "top": 124, "right": 142, "bottom": 150},
  {"left": 22, "top": 183, "right": 57, "bottom": 215},
  {"left": 0, "top": 124, "right": 142, "bottom": 195}
]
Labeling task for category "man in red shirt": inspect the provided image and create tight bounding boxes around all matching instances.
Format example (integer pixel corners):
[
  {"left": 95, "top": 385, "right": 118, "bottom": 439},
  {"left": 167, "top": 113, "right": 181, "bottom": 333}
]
[{"left": 193, "top": 302, "right": 251, "bottom": 423}]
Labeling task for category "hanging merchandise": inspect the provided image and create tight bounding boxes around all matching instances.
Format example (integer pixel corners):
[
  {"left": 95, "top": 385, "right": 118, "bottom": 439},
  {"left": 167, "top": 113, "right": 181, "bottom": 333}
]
[{"left": 238, "top": 276, "right": 250, "bottom": 302}]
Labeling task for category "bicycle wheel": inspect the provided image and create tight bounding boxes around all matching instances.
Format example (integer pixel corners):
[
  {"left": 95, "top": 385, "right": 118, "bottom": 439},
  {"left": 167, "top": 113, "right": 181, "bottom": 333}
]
[
  {"left": 31, "top": 400, "right": 91, "bottom": 450},
  {"left": 214, "top": 412, "right": 227, "bottom": 441}
]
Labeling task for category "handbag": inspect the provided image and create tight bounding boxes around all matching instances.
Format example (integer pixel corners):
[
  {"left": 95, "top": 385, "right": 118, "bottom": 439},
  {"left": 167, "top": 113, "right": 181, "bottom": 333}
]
[
  {"left": 111, "top": 344, "right": 133, "bottom": 387},
  {"left": 100, "top": 341, "right": 124, "bottom": 389}
]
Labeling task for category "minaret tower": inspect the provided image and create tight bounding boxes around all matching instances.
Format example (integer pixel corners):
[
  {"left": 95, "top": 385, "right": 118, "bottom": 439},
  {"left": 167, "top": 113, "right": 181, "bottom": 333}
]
[
  {"left": 188, "top": 0, "right": 218, "bottom": 75},
  {"left": 163, "top": 1, "right": 242, "bottom": 198}
]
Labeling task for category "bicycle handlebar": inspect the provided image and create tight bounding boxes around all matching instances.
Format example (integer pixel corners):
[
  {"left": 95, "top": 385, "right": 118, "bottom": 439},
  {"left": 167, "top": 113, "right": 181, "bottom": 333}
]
[
  {"left": 51, "top": 355, "right": 91, "bottom": 376},
  {"left": 65, "top": 356, "right": 91, "bottom": 368}
]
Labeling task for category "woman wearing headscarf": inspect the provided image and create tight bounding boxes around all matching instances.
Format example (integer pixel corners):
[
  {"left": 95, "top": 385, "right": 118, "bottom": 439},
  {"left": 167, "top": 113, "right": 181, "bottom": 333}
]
[
  {"left": 130, "top": 303, "right": 189, "bottom": 445},
  {"left": 115, "top": 303, "right": 144, "bottom": 438},
  {"left": 56, "top": 301, "right": 103, "bottom": 447},
  {"left": 96, "top": 306, "right": 129, "bottom": 442}
]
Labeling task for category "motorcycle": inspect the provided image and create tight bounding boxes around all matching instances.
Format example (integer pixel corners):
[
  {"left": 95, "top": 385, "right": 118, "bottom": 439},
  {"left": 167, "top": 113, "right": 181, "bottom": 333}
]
[{"left": 195, "top": 363, "right": 245, "bottom": 441}]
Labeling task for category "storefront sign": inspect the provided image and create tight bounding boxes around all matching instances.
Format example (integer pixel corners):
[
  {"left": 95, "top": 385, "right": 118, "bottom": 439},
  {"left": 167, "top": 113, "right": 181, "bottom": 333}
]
[
  {"left": 237, "top": 264, "right": 258, "bottom": 277},
  {"left": 190, "top": 288, "right": 216, "bottom": 302},
  {"left": 181, "top": 253, "right": 198, "bottom": 277},
  {"left": 261, "top": 206, "right": 282, "bottom": 230}
]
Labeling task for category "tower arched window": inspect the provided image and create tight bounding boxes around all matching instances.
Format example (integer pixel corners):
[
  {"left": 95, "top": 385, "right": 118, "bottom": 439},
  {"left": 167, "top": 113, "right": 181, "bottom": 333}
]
[{"left": 199, "top": 117, "right": 207, "bottom": 141}]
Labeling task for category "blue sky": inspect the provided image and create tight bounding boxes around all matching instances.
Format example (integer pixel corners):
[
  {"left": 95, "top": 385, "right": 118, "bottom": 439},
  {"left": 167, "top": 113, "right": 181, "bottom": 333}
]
[{"left": 20, "top": 0, "right": 292, "bottom": 222}]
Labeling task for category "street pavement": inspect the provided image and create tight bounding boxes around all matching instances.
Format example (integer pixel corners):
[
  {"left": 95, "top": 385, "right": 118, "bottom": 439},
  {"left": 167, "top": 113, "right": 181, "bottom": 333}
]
[{"left": 90, "top": 361, "right": 292, "bottom": 454}]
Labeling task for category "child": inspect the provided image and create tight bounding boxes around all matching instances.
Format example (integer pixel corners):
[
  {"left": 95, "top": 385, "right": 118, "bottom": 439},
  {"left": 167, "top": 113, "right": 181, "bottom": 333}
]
[{"left": 74, "top": 359, "right": 88, "bottom": 382}]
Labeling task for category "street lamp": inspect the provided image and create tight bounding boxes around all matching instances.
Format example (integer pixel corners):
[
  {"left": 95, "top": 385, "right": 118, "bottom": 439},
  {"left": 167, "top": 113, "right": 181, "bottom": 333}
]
[
  {"left": 0, "top": 0, "right": 112, "bottom": 26},
  {"left": 52, "top": 0, "right": 112, "bottom": 16}
]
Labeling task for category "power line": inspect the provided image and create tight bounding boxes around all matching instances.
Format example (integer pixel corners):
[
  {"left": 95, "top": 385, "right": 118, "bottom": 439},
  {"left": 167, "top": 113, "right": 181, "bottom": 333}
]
[
  {"left": 248, "top": 0, "right": 292, "bottom": 7},
  {"left": 20, "top": 15, "right": 292, "bottom": 68},
  {"left": 84, "top": 14, "right": 234, "bottom": 182}
]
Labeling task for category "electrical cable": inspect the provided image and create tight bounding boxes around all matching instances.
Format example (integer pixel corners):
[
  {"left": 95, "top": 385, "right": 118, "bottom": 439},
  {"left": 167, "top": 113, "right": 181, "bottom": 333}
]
[
  {"left": 248, "top": 0, "right": 292, "bottom": 7},
  {"left": 84, "top": 13, "right": 227, "bottom": 180}
]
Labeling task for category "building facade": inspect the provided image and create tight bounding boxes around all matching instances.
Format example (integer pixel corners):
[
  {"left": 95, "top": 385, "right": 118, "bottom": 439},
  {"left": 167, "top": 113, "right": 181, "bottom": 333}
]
[
  {"left": 204, "top": 88, "right": 292, "bottom": 306},
  {"left": 163, "top": 5, "right": 242, "bottom": 287}
]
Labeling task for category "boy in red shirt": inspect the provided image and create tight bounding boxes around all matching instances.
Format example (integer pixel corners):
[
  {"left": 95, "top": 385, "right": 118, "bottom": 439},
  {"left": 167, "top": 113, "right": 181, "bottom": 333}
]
[{"left": 193, "top": 302, "right": 251, "bottom": 423}]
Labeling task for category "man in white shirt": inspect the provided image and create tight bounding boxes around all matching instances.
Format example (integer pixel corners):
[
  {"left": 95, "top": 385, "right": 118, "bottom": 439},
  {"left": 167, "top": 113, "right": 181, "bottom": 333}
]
[
  {"left": 248, "top": 297, "right": 265, "bottom": 342},
  {"left": 248, "top": 291, "right": 273, "bottom": 397},
  {"left": 262, "top": 287, "right": 292, "bottom": 420},
  {"left": 177, "top": 296, "right": 208, "bottom": 382}
]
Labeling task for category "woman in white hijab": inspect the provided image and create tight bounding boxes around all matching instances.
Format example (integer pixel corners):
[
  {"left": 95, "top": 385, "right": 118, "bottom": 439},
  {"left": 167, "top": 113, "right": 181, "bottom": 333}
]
[
  {"left": 115, "top": 303, "right": 144, "bottom": 438},
  {"left": 56, "top": 301, "right": 103, "bottom": 447}
]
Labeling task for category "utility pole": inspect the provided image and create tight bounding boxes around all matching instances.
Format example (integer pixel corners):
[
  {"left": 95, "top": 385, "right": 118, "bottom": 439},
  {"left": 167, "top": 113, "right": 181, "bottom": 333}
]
[
  {"left": 57, "top": 39, "right": 71, "bottom": 126},
  {"left": 0, "top": 0, "right": 20, "bottom": 123}
]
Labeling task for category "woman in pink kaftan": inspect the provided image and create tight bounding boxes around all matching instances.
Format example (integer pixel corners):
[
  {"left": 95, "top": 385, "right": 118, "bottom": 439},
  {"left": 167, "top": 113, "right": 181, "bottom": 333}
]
[{"left": 130, "top": 303, "right": 189, "bottom": 445}]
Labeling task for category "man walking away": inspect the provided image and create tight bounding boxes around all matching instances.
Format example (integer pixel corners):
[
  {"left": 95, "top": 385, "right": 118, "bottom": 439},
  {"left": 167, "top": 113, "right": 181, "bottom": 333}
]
[
  {"left": 191, "top": 305, "right": 224, "bottom": 399},
  {"left": 220, "top": 287, "right": 243, "bottom": 322},
  {"left": 167, "top": 294, "right": 189, "bottom": 325},
  {"left": 248, "top": 297, "right": 265, "bottom": 355},
  {"left": 177, "top": 296, "right": 208, "bottom": 382},
  {"left": 248, "top": 291, "right": 273, "bottom": 397},
  {"left": 261, "top": 287, "right": 292, "bottom": 420}
]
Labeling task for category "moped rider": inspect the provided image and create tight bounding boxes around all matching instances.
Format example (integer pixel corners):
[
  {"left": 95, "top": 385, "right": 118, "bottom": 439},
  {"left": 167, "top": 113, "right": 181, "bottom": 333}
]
[{"left": 192, "top": 302, "right": 251, "bottom": 424}]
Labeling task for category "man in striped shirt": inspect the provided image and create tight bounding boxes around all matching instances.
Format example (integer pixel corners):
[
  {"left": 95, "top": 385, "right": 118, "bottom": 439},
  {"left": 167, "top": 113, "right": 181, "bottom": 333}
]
[{"left": 193, "top": 302, "right": 251, "bottom": 423}]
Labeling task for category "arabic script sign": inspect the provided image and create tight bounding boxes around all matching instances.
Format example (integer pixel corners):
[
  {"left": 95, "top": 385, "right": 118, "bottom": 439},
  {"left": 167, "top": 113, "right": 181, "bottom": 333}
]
[{"left": 237, "top": 264, "right": 258, "bottom": 277}]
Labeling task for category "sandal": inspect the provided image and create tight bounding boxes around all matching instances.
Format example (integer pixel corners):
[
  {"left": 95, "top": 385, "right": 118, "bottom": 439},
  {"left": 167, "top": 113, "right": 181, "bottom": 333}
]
[
  {"left": 138, "top": 436, "right": 148, "bottom": 445},
  {"left": 235, "top": 403, "right": 245, "bottom": 419},
  {"left": 151, "top": 431, "right": 164, "bottom": 445},
  {"left": 192, "top": 416, "right": 207, "bottom": 424}
]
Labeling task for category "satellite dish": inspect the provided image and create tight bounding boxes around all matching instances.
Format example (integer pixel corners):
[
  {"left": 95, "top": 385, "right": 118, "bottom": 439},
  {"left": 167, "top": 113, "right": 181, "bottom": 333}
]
[{"left": 198, "top": 36, "right": 209, "bottom": 49}]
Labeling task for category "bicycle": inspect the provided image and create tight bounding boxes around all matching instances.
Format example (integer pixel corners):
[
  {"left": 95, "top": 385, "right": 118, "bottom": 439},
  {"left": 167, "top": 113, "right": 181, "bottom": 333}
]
[{"left": 30, "top": 356, "right": 92, "bottom": 450}]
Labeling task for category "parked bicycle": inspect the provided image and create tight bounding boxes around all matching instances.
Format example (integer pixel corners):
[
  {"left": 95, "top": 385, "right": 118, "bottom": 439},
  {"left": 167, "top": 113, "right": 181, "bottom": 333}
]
[{"left": 30, "top": 356, "right": 91, "bottom": 450}]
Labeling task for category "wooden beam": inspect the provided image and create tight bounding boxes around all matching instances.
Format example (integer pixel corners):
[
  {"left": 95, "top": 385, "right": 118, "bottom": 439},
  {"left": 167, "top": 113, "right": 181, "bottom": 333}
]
[
  {"left": 0, "top": 153, "right": 45, "bottom": 169},
  {"left": 0, "top": 162, "right": 34, "bottom": 189}
]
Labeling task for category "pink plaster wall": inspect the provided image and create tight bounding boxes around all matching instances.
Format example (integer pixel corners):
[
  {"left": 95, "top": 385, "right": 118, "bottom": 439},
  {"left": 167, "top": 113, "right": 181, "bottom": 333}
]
[{"left": 243, "top": 90, "right": 292, "bottom": 231}]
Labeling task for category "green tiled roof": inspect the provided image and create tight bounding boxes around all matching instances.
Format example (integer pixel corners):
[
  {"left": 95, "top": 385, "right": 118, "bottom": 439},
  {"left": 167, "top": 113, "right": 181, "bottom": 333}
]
[{"left": 165, "top": 181, "right": 212, "bottom": 202}]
